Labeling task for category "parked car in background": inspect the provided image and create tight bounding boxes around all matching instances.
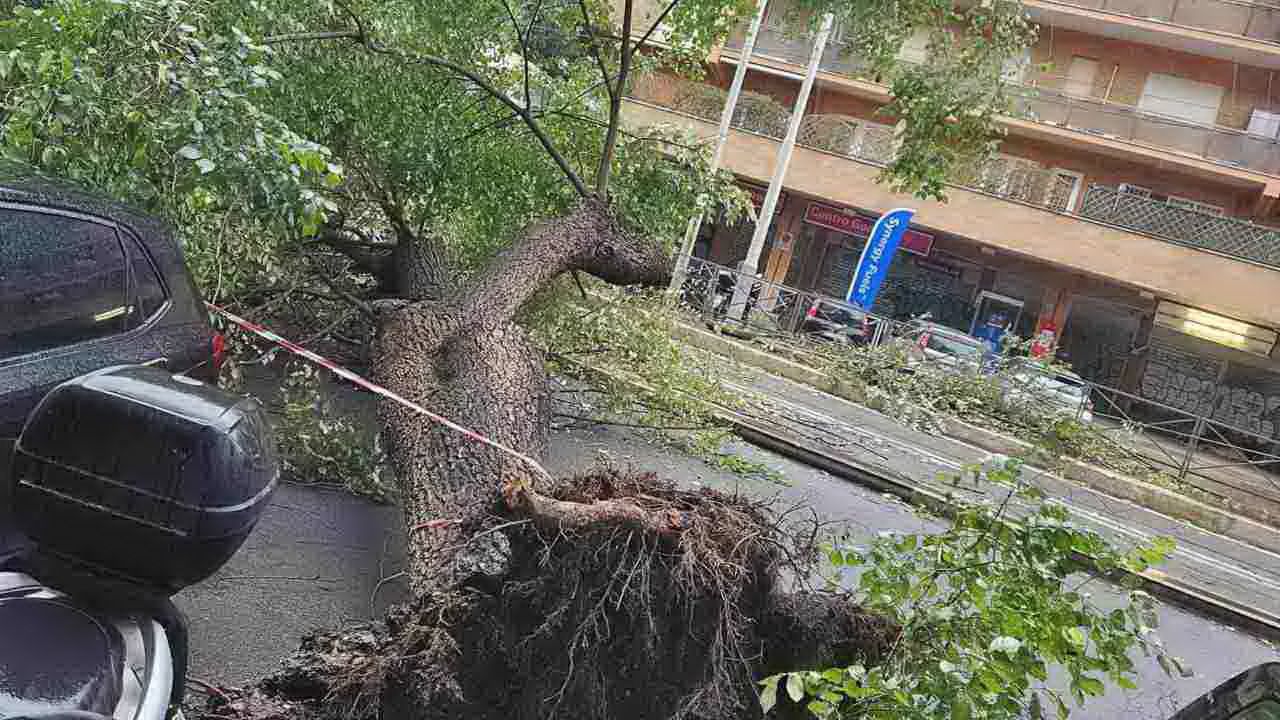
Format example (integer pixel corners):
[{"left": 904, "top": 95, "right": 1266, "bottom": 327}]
[
  {"left": 895, "top": 321, "right": 988, "bottom": 373},
  {"left": 0, "top": 174, "right": 223, "bottom": 476},
  {"left": 801, "top": 298, "right": 878, "bottom": 346},
  {"left": 1003, "top": 359, "right": 1095, "bottom": 423}
]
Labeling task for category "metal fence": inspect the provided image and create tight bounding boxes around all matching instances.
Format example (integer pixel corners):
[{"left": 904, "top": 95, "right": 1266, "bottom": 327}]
[
  {"left": 677, "top": 257, "right": 1280, "bottom": 499},
  {"left": 1079, "top": 185, "right": 1280, "bottom": 267}
]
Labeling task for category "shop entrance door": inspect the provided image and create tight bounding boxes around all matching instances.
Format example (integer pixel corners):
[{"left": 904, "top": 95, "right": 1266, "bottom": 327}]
[{"left": 970, "top": 291, "right": 1024, "bottom": 340}]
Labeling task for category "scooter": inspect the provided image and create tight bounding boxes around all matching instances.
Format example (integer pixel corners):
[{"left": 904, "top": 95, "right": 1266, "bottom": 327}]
[{"left": 0, "top": 365, "right": 279, "bottom": 720}]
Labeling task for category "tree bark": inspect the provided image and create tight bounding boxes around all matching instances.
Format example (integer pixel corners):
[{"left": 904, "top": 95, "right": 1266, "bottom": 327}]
[
  {"left": 343, "top": 199, "right": 898, "bottom": 719},
  {"left": 373, "top": 198, "right": 670, "bottom": 594}
]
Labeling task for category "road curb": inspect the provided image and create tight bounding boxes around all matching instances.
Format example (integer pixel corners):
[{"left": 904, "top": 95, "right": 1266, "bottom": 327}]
[{"left": 677, "top": 322, "right": 1280, "bottom": 560}]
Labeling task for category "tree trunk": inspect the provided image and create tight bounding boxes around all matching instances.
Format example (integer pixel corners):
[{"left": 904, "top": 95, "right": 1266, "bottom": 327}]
[
  {"left": 247, "top": 198, "right": 902, "bottom": 719},
  {"left": 373, "top": 198, "right": 667, "bottom": 593}
]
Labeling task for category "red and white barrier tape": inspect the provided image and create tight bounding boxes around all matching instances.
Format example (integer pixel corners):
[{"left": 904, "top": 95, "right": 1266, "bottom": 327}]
[{"left": 206, "top": 302, "right": 554, "bottom": 486}]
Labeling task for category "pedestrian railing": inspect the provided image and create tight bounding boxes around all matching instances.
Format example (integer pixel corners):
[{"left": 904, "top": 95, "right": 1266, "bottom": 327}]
[{"left": 677, "top": 257, "right": 1280, "bottom": 497}]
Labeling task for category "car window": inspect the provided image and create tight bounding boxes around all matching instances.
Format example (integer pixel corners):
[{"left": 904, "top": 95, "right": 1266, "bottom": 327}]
[
  {"left": 0, "top": 208, "right": 128, "bottom": 360},
  {"left": 927, "top": 331, "right": 982, "bottom": 358},
  {"left": 125, "top": 233, "right": 167, "bottom": 325}
]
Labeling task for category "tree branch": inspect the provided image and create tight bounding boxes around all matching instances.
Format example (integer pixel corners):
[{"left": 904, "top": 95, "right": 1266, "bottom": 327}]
[
  {"left": 521, "top": 0, "right": 546, "bottom": 113},
  {"left": 577, "top": 0, "right": 616, "bottom": 103},
  {"left": 259, "top": 23, "right": 589, "bottom": 198},
  {"left": 594, "top": 0, "right": 633, "bottom": 196},
  {"left": 317, "top": 228, "right": 393, "bottom": 279},
  {"left": 262, "top": 29, "right": 361, "bottom": 44},
  {"left": 455, "top": 198, "right": 669, "bottom": 333}
]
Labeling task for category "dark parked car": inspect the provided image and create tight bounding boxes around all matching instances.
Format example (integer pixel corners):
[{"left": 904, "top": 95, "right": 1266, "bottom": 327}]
[
  {"left": 0, "top": 175, "right": 223, "bottom": 462},
  {"left": 801, "top": 298, "right": 878, "bottom": 346}
]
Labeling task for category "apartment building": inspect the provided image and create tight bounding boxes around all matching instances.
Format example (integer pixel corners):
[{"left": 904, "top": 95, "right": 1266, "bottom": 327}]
[{"left": 624, "top": 0, "right": 1280, "bottom": 438}]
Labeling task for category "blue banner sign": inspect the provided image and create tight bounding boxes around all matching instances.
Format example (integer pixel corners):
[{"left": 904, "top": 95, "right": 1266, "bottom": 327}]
[{"left": 846, "top": 207, "right": 916, "bottom": 310}]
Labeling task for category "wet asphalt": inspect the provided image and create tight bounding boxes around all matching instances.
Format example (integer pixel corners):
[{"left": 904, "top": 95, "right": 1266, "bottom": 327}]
[{"left": 177, "top": 419, "right": 1277, "bottom": 719}]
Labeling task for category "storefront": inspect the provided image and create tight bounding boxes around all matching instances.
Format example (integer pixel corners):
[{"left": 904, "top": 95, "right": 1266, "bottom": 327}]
[
  {"left": 700, "top": 182, "right": 786, "bottom": 269},
  {"left": 1134, "top": 301, "right": 1280, "bottom": 442}
]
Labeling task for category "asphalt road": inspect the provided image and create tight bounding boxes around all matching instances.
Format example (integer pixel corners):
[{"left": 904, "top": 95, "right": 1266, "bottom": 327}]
[
  {"left": 178, "top": 416, "right": 1277, "bottom": 719},
  {"left": 714, "top": 357, "right": 1280, "bottom": 627}
]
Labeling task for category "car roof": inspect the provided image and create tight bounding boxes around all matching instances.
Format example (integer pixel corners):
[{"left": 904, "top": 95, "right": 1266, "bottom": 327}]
[
  {"left": 0, "top": 164, "right": 173, "bottom": 242},
  {"left": 920, "top": 323, "right": 980, "bottom": 342}
]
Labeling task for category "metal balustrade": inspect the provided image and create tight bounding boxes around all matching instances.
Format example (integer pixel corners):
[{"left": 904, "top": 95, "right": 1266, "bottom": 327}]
[
  {"left": 723, "top": 26, "right": 1280, "bottom": 178},
  {"left": 627, "top": 72, "right": 1280, "bottom": 269},
  {"left": 1043, "top": 0, "right": 1280, "bottom": 46},
  {"left": 1079, "top": 185, "right": 1280, "bottom": 266}
]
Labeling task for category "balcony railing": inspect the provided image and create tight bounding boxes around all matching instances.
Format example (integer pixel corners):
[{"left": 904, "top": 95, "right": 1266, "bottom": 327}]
[
  {"left": 1040, "top": 0, "right": 1280, "bottom": 46},
  {"left": 1079, "top": 185, "right": 1280, "bottom": 266},
  {"left": 723, "top": 26, "right": 1280, "bottom": 178},
  {"left": 626, "top": 72, "right": 1280, "bottom": 269}
]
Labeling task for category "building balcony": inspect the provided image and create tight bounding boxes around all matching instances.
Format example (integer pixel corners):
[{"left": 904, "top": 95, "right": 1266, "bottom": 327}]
[
  {"left": 1038, "top": 0, "right": 1280, "bottom": 42},
  {"left": 721, "top": 26, "right": 1280, "bottom": 182},
  {"left": 1022, "top": 0, "right": 1280, "bottom": 69},
  {"left": 624, "top": 74, "right": 1280, "bottom": 326}
]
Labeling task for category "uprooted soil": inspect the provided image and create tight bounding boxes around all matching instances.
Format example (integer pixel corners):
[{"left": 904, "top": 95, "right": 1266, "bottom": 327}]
[{"left": 186, "top": 469, "right": 897, "bottom": 720}]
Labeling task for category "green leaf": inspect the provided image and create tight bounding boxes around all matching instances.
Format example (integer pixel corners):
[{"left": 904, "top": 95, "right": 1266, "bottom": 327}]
[
  {"left": 177, "top": 145, "right": 202, "bottom": 160},
  {"left": 806, "top": 700, "right": 834, "bottom": 718},
  {"left": 786, "top": 673, "right": 804, "bottom": 703},
  {"left": 951, "top": 695, "right": 972, "bottom": 720},
  {"left": 990, "top": 636, "right": 1022, "bottom": 655},
  {"left": 1116, "top": 676, "right": 1137, "bottom": 690},
  {"left": 195, "top": 158, "right": 216, "bottom": 174},
  {"left": 1063, "top": 627, "right": 1086, "bottom": 649},
  {"left": 759, "top": 676, "right": 779, "bottom": 714},
  {"left": 978, "top": 670, "right": 1004, "bottom": 695},
  {"left": 1076, "top": 676, "right": 1105, "bottom": 697},
  {"left": 939, "top": 660, "right": 958, "bottom": 674}
]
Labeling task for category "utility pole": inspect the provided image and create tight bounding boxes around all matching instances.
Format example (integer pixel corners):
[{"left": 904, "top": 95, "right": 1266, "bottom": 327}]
[
  {"left": 667, "top": 0, "right": 770, "bottom": 295},
  {"left": 729, "top": 12, "right": 834, "bottom": 321}
]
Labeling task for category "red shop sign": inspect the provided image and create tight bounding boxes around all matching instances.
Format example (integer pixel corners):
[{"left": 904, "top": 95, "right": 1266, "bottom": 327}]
[
  {"left": 803, "top": 201, "right": 934, "bottom": 257},
  {"left": 743, "top": 183, "right": 786, "bottom": 215}
]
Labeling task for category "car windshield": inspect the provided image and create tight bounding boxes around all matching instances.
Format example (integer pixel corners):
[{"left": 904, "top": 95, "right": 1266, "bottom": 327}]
[
  {"left": 817, "top": 303, "right": 864, "bottom": 325},
  {"left": 925, "top": 331, "right": 983, "bottom": 358},
  {"left": 1015, "top": 371, "right": 1087, "bottom": 399}
]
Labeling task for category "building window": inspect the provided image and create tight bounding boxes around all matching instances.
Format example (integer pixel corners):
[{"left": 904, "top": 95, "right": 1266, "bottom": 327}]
[
  {"left": 1138, "top": 73, "right": 1225, "bottom": 126},
  {"left": 1062, "top": 56, "right": 1099, "bottom": 98}
]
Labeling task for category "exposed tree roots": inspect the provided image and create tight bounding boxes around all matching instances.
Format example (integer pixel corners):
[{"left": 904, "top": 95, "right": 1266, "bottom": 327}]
[{"left": 187, "top": 469, "right": 897, "bottom": 720}]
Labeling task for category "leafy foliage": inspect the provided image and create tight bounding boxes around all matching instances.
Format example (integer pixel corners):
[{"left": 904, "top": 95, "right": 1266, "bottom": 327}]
[
  {"left": 763, "top": 457, "right": 1183, "bottom": 719},
  {"left": 274, "top": 363, "right": 394, "bottom": 501}
]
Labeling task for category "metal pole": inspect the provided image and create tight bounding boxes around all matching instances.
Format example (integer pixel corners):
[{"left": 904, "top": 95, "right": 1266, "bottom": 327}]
[
  {"left": 667, "top": 0, "right": 770, "bottom": 296},
  {"left": 731, "top": 12, "right": 835, "bottom": 321},
  {"left": 1180, "top": 415, "right": 1207, "bottom": 480}
]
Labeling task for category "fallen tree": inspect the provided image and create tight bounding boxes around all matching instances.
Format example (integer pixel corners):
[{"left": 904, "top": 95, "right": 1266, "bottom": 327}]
[{"left": 3, "top": 1, "right": 1187, "bottom": 717}]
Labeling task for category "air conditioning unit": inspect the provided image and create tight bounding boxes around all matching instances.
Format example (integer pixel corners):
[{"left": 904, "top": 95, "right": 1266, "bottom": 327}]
[{"left": 1247, "top": 109, "right": 1280, "bottom": 140}]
